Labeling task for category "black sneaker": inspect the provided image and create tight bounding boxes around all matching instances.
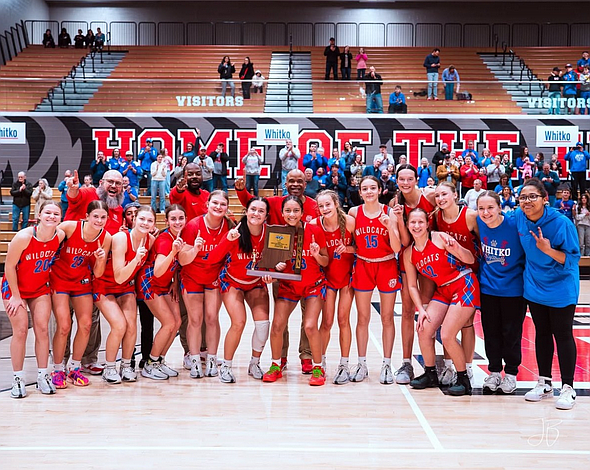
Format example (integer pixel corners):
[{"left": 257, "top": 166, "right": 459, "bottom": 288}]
[
  {"left": 448, "top": 373, "right": 472, "bottom": 396},
  {"left": 410, "top": 371, "right": 439, "bottom": 389}
]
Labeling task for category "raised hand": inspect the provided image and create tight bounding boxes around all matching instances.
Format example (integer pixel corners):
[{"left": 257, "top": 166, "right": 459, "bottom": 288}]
[
  {"left": 176, "top": 177, "right": 187, "bottom": 192},
  {"left": 309, "top": 234, "right": 320, "bottom": 256},
  {"left": 530, "top": 227, "right": 552, "bottom": 253},
  {"left": 234, "top": 177, "right": 245, "bottom": 191},
  {"left": 194, "top": 230, "right": 204, "bottom": 253},
  {"left": 227, "top": 222, "right": 241, "bottom": 241},
  {"left": 94, "top": 240, "right": 105, "bottom": 260},
  {"left": 66, "top": 170, "right": 79, "bottom": 189},
  {"left": 334, "top": 238, "right": 347, "bottom": 255},
  {"left": 172, "top": 231, "right": 185, "bottom": 255},
  {"left": 379, "top": 211, "right": 391, "bottom": 228},
  {"left": 136, "top": 237, "right": 148, "bottom": 261}
]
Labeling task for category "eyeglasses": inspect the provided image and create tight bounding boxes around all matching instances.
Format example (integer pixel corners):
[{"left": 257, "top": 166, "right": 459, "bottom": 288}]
[
  {"left": 519, "top": 194, "right": 542, "bottom": 202},
  {"left": 104, "top": 179, "right": 123, "bottom": 187}
]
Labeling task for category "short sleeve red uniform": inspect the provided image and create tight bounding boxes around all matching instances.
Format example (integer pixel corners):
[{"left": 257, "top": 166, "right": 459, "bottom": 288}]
[
  {"left": 169, "top": 187, "right": 209, "bottom": 221},
  {"left": 399, "top": 192, "right": 436, "bottom": 273},
  {"left": 65, "top": 187, "right": 123, "bottom": 235},
  {"left": 136, "top": 230, "right": 181, "bottom": 300},
  {"left": 315, "top": 217, "right": 354, "bottom": 291}
]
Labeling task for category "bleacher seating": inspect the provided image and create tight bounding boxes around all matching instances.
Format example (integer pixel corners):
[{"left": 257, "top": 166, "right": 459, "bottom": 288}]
[{"left": 513, "top": 47, "right": 585, "bottom": 79}]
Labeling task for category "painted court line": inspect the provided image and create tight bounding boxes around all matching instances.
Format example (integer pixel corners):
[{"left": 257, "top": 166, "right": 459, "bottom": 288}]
[{"left": 367, "top": 327, "right": 444, "bottom": 451}]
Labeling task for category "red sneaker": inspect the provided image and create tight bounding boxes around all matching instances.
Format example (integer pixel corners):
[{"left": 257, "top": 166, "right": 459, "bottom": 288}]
[
  {"left": 301, "top": 359, "right": 313, "bottom": 374},
  {"left": 262, "top": 363, "right": 283, "bottom": 383},
  {"left": 309, "top": 366, "right": 326, "bottom": 386},
  {"left": 280, "top": 357, "right": 288, "bottom": 371}
]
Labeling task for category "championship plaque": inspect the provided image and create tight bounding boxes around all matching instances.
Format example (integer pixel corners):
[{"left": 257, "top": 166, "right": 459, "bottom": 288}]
[{"left": 247, "top": 224, "right": 303, "bottom": 281}]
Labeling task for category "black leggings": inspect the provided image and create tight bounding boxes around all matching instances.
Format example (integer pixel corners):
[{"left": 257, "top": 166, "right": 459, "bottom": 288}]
[
  {"left": 480, "top": 294, "right": 526, "bottom": 376},
  {"left": 528, "top": 301, "right": 577, "bottom": 387}
]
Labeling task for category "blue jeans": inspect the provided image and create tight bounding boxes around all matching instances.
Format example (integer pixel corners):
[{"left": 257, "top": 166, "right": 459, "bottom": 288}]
[
  {"left": 12, "top": 204, "right": 30, "bottom": 231},
  {"left": 444, "top": 82, "right": 454, "bottom": 100},
  {"left": 548, "top": 91, "right": 561, "bottom": 115},
  {"left": 202, "top": 179, "right": 214, "bottom": 193},
  {"left": 60, "top": 201, "right": 68, "bottom": 221},
  {"left": 281, "top": 169, "right": 290, "bottom": 195},
  {"left": 580, "top": 91, "right": 590, "bottom": 115},
  {"left": 366, "top": 92, "right": 383, "bottom": 113},
  {"left": 213, "top": 174, "right": 228, "bottom": 192},
  {"left": 340, "top": 67, "right": 351, "bottom": 80},
  {"left": 150, "top": 179, "right": 166, "bottom": 213},
  {"left": 246, "top": 174, "right": 260, "bottom": 196},
  {"left": 427, "top": 72, "right": 438, "bottom": 98}
]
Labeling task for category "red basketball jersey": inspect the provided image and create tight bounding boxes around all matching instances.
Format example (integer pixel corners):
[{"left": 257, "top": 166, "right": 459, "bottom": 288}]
[
  {"left": 280, "top": 223, "right": 326, "bottom": 286},
  {"left": 411, "top": 239, "right": 469, "bottom": 287},
  {"left": 95, "top": 231, "right": 146, "bottom": 288},
  {"left": 434, "top": 206, "right": 481, "bottom": 269},
  {"left": 316, "top": 217, "right": 354, "bottom": 289},
  {"left": 219, "top": 225, "right": 267, "bottom": 284},
  {"left": 354, "top": 205, "right": 394, "bottom": 260}
]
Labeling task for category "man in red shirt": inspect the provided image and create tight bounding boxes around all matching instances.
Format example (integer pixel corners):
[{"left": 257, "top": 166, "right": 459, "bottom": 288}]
[{"left": 169, "top": 163, "right": 209, "bottom": 221}]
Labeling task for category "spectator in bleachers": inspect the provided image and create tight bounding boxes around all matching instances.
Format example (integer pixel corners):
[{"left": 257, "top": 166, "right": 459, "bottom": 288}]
[
  {"left": 417, "top": 158, "right": 433, "bottom": 188},
  {"left": 210, "top": 143, "right": 229, "bottom": 191},
  {"left": 172, "top": 155, "right": 189, "bottom": 188},
  {"left": 252, "top": 70, "right": 265, "bottom": 93},
  {"left": 83, "top": 175, "right": 94, "bottom": 188},
  {"left": 378, "top": 169, "right": 397, "bottom": 205},
  {"left": 324, "top": 37, "right": 340, "bottom": 80},
  {"left": 31, "top": 178, "right": 53, "bottom": 219},
  {"left": 365, "top": 66, "right": 383, "bottom": 113},
  {"left": 374, "top": 144, "right": 395, "bottom": 172},
  {"left": 139, "top": 138, "right": 158, "bottom": 195},
  {"left": 565, "top": 142, "right": 590, "bottom": 200},
  {"left": 161, "top": 148, "right": 174, "bottom": 195},
  {"left": 432, "top": 143, "right": 450, "bottom": 169},
  {"left": 313, "top": 167, "right": 328, "bottom": 191},
  {"left": 423, "top": 48, "right": 441, "bottom": 100},
  {"left": 58, "top": 28, "right": 71, "bottom": 48},
  {"left": 11, "top": 172, "right": 33, "bottom": 231},
  {"left": 95, "top": 28, "right": 105, "bottom": 51},
  {"left": 303, "top": 168, "right": 319, "bottom": 198},
  {"left": 150, "top": 153, "right": 168, "bottom": 213},
  {"left": 350, "top": 153, "right": 365, "bottom": 179},
  {"left": 502, "top": 154, "right": 515, "bottom": 177},
  {"left": 121, "top": 176, "right": 138, "bottom": 208},
  {"left": 340, "top": 141, "right": 356, "bottom": 177},
  {"left": 218, "top": 56, "right": 236, "bottom": 98},
  {"left": 546, "top": 66, "right": 563, "bottom": 115},
  {"left": 108, "top": 148, "right": 123, "bottom": 171},
  {"left": 90, "top": 151, "right": 108, "bottom": 186},
  {"left": 195, "top": 147, "right": 214, "bottom": 192},
  {"left": 327, "top": 165, "right": 347, "bottom": 206},
  {"left": 550, "top": 153, "right": 563, "bottom": 174},
  {"left": 346, "top": 175, "right": 362, "bottom": 208},
  {"left": 182, "top": 142, "right": 196, "bottom": 162},
  {"left": 442, "top": 65, "right": 460, "bottom": 100},
  {"left": 499, "top": 186, "right": 516, "bottom": 212},
  {"left": 242, "top": 147, "right": 263, "bottom": 196},
  {"left": 302, "top": 142, "right": 324, "bottom": 176},
  {"left": 58, "top": 170, "right": 72, "bottom": 218},
  {"left": 74, "top": 29, "right": 85, "bottom": 49},
  {"left": 388, "top": 85, "right": 407, "bottom": 113},
  {"left": 574, "top": 192, "right": 590, "bottom": 255},
  {"left": 535, "top": 162, "right": 560, "bottom": 206},
  {"left": 362, "top": 157, "right": 380, "bottom": 178},
  {"left": 577, "top": 51, "right": 590, "bottom": 72},
  {"left": 579, "top": 66, "right": 590, "bottom": 115},
  {"left": 464, "top": 178, "right": 485, "bottom": 211},
  {"left": 85, "top": 29, "right": 95, "bottom": 49},
  {"left": 42, "top": 29, "right": 55, "bottom": 48},
  {"left": 340, "top": 46, "right": 353, "bottom": 80},
  {"left": 562, "top": 63, "right": 578, "bottom": 115},
  {"left": 486, "top": 155, "right": 505, "bottom": 191},
  {"left": 480, "top": 148, "right": 493, "bottom": 168},
  {"left": 462, "top": 140, "right": 479, "bottom": 165},
  {"left": 120, "top": 150, "right": 142, "bottom": 191},
  {"left": 555, "top": 186, "right": 576, "bottom": 221},
  {"left": 436, "top": 153, "right": 460, "bottom": 186},
  {"left": 239, "top": 57, "right": 255, "bottom": 99},
  {"left": 355, "top": 47, "right": 368, "bottom": 79},
  {"left": 460, "top": 155, "right": 478, "bottom": 198}
]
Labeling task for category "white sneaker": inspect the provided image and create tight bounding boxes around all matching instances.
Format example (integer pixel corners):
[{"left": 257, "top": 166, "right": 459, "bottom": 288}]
[
  {"left": 467, "top": 366, "right": 475, "bottom": 388},
  {"left": 248, "top": 362, "right": 263, "bottom": 380},
  {"left": 394, "top": 362, "right": 415, "bottom": 385},
  {"left": 219, "top": 364, "right": 236, "bottom": 383},
  {"left": 482, "top": 372, "right": 502, "bottom": 394},
  {"left": 36, "top": 374, "right": 56, "bottom": 395},
  {"left": 380, "top": 363, "right": 394, "bottom": 385},
  {"left": 333, "top": 364, "right": 350, "bottom": 385},
  {"left": 350, "top": 363, "right": 368, "bottom": 382},
  {"left": 438, "top": 365, "right": 457, "bottom": 386},
  {"left": 190, "top": 358, "right": 204, "bottom": 379},
  {"left": 159, "top": 361, "right": 179, "bottom": 377},
  {"left": 555, "top": 384, "right": 576, "bottom": 410},
  {"left": 141, "top": 361, "right": 169, "bottom": 380},
  {"left": 11, "top": 376, "right": 27, "bottom": 399},
  {"left": 183, "top": 352, "right": 192, "bottom": 370},
  {"left": 524, "top": 378, "right": 553, "bottom": 402},
  {"left": 205, "top": 357, "right": 218, "bottom": 377},
  {"left": 498, "top": 374, "right": 517, "bottom": 394},
  {"left": 120, "top": 365, "right": 137, "bottom": 382},
  {"left": 102, "top": 367, "right": 122, "bottom": 384}
]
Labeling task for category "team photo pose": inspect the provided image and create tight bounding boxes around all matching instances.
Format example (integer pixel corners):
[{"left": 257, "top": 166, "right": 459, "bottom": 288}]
[
  {"left": 405, "top": 208, "right": 480, "bottom": 396},
  {"left": 349, "top": 176, "right": 401, "bottom": 384},
  {"left": 311, "top": 190, "right": 356, "bottom": 384},
  {"left": 2, "top": 201, "right": 65, "bottom": 398},
  {"left": 394, "top": 164, "right": 436, "bottom": 384},
  {"left": 262, "top": 196, "right": 329, "bottom": 386},
  {"left": 136, "top": 204, "right": 186, "bottom": 380},
  {"left": 178, "top": 190, "right": 231, "bottom": 379},
  {"left": 476, "top": 191, "right": 526, "bottom": 394},
  {"left": 217, "top": 197, "right": 271, "bottom": 383},
  {"left": 93, "top": 205, "right": 156, "bottom": 384},
  {"left": 50, "top": 201, "right": 110, "bottom": 389}
]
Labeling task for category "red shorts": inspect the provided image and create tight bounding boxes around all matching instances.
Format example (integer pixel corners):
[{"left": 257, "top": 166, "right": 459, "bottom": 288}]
[
  {"left": 219, "top": 269, "right": 266, "bottom": 294},
  {"left": 277, "top": 279, "right": 326, "bottom": 303},
  {"left": 50, "top": 273, "right": 93, "bottom": 297},
  {"left": 352, "top": 258, "right": 400, "bottom": 294},
  {"left": 136, "top": 267, "right": 170, "bottom": 301},
  {"left": 1, "top": 277, "right": 50, "bottom": 300},
  {"left": 431, "top": 273, "right": 480, "bottom": 309},
  {"left": 92, "top": 278, "right": 136, "bottom": 302},
  {"left": 325, "top": 268, "right": 352, "bottom": 291},
  {"left": 180, "top": 273, "right": 219, "bottom": 294}
]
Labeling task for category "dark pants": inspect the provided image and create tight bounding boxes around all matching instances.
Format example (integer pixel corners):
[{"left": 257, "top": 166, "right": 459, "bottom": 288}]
[
  {"left": 246, "top": 174, "right": 260, "bottom": 196},
  {"left": 202, "top": 179, "right": 214, "bottom": 193},
  {"left": 388, "top": 103, "right": 407, "bottom": 114},
  {"left": 570, "top": 172, "right": 586, "bottom": 200},
  {"left": 138, "top": 300, "right": 154, "bottom": 362},
  {"left": 340, "top": 67, "right": 351, "bottom": 80},
  {"left": 357, "top": 69, "right": 365, "bottom": 79},
  {"left": 242, "top": 82, "right": 251, "bottom": 99},
  {"left": 528, "top": 301, "right": 577, "bottom": 387},
  {"left": 212, "top": 174, "right": 228, "bottom": 192},
  {"left": 480, "top": 294, "right": 526, "bottom": 376},
  {"left": 12, "top": 204, "right": 30, "bottom": 231},
  {"left": 325, "top": 62, "right": 338, "bottom": 80}
]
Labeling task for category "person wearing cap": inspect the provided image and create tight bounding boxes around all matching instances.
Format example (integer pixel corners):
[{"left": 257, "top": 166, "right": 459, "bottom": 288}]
[
  {"left": 564, "top": 142, "right": 590, "bottom": 200},
  {"left": 562, "top": 64, "right": 578, "bottom": 115},
  {"left": 373, "top": 144, "right": 395, "bottom": 173},
  {"left": 433, "top": 143, "right": 450, "bottom": 169},
  {"left": 441, "top": 65, "right": 460, "bottom": 100},
  {"left": 547, "top": 66, "right": 563, "bottom": 115},
  {"left": 577, "top": 51, "right": 590, "bottom": 72},
  {"left": 119, "top": 150, "right": 142, "bottom": 192},
  {"left": 139, "top": 138, "right": 158, "bottom": 195},
  {"left": 121, "top": 176, "right": 138, "bottom": 208},
  {"left": 579, "top": 65, "right": 590, "bottom": 115}
]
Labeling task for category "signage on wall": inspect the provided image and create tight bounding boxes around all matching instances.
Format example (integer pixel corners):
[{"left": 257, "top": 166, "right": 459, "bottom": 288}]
[
  {"left": 535, "top": 125, "right": 579, "bottom": 147},
  {"left": 0, "top": 122, "right": 26, "bottom": 144},
  {"left": 256, "top": 124, "right": 300, "bottom": 144},
  {"left": 175, "top": 96, "right": 244, "bottom": 107}
]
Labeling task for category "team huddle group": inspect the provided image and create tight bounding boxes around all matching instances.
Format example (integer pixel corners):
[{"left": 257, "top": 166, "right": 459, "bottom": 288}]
[{"left": 1, "top": 159, "right": 580, "bottom": 410}]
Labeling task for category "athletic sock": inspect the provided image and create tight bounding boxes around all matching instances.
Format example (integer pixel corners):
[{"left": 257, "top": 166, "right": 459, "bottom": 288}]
[
  {"left": 37, "top": 368, "right": 47, "bottom": 378},
  {"left": 383, "top": 357, "right": 391, "bottom": 366},
  {"left": 53, "top": 363, "right": 65, "bottom": 372},
  {"left": 250, "top": 356, "right": 260, "bottom": 364},
  {"left": 444, "top": 359, "right": 453, "bottom": 368},
  {"left": 223, "top": 359, "right": 232, "bottom": 367},
  {"left": 69, "top": 359, "right": 82, "bottom": 371},
  {"left": 206, "top": 354, "right": 216, "bottom": 363},
  {"left": 359, "top": 356, "right": 367, "bottom": 364},
  {"left": 340, "top": 357, "right": 349, "bottom": 366},
  {"left": 313, "top": 362, "right": 322, "bottom": 368},
  {"left": 149, "top": 354, "right": 159, "bottom": 363},
  {"left": 121, "top": 358, "right": 131, "bottom": 367},
  {"left": 14, "top": 370, "right": 24, "bottom": 379},
  {"left": 190, "top": 354, "right": 200, "bottom": 363},
  {"left": 403, "top": 358, "right": 411, "bottom": 364},
  {"left": 425, "top": 366, "right": 437, "bottom": 374},
  {"left": 271, "top": 358, "right": 281, "bottom": 366}
]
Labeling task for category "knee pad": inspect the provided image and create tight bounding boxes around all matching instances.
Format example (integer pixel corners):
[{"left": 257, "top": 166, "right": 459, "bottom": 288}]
[{"left": 252, "top": 320, "right": 270, "bottom": 352}]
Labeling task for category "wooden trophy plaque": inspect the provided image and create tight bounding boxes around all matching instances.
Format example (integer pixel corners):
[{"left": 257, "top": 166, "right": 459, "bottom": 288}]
[{"left": 246, "top": 224, "right": 303, "bottom": 281}]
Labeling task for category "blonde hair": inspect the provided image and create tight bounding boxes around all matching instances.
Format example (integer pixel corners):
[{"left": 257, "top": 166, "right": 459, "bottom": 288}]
[{"left": 317, "top": 190, "right": 347, "bottom": 240}]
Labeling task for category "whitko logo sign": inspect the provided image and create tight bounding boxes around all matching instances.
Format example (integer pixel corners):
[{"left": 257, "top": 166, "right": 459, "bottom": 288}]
[
  {"left": 0, "top": 122, "right": 26, "bottom": 144},
  {"left": 256, "top": 124, "right": 299, "bottom": 145},
  {"left": 536, "top": 125, "right": 579, "bottom": 147}
]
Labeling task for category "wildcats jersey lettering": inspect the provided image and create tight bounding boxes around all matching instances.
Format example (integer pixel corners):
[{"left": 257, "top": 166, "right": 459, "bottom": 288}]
[
  {"left": 411, "top": 239, "right": 469, "bottom": 287},
  {"left": 317, "top": 217, "right": 354, "bottom": 290},
  {"left": 354, "top": 205, "right": 393, "bottom": 260}
]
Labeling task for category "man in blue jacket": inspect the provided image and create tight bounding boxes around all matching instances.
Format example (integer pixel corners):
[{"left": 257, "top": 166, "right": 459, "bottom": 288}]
[
  {"left": 564, "top": 141, "right": 590, "bottom": 200},
  {"left": 139, "top": 138, "right": 158, "bottom": 195},
  {"left": 562, "top": 64, "right": 579, "bottom": 115}
]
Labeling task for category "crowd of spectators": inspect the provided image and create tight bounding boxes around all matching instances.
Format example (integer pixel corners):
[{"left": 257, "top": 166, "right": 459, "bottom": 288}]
[
  {"left": 42, "top": 27, "right": 105, "bottom": 50},
  {"left": 546, "top": 52, "right": 590, "bottom": 115}
]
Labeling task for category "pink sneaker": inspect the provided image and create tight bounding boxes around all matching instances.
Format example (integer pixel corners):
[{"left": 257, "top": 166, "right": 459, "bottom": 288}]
[
  {"left": 68, "top": 368, "right": 90, "bottom": 386},
  {"left": 51, "top": 370, "right": 68, "bottom": 389}
]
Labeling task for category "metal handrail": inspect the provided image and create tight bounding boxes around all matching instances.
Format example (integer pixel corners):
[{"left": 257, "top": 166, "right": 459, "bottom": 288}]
[
  {"left": 90, "top": 49, "right": 96, "bottom": 73},
  {"left": 493, "top": 34, "right": 499, "bottom": 56},
  {"left": 47, "top": 88, "right": 54, "bottom": 111},
  {"left": 518, "top": 58, "right": 526, "bottom": 85},
  {"left": 501, "top": 42, "right": 507, "bottom": 66},
  {"left": 80, "top": 56, "right": 86, "bottom": 81},
  {"left": 509, "top": 49, "right": 515, "bottom": 76},
  {"left": 70, "top": 65, "right": 77, "bottom": 94},
  {"left": 107, "top": 31, "right": 111, "bottom": 55}
]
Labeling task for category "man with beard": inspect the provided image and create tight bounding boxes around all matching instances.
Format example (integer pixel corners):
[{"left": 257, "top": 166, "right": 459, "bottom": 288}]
[
  {"left": 169, "top": 163, "right": 209, "bottom": 221},
  {"left": 235, "top": 169, "right": 319, "bottom": 373}
]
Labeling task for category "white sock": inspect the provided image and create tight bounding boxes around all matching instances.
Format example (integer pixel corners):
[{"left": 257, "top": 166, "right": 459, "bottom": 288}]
[
  {"left": 383, "top": 357, "right": 391, "bottom": 366},
  {"left": 69, "top": 359, "right": 82, "bottom": 371},
  {"left": 466, "top": 362, "right": 473, "bottom": 370},
  {"left": 313, "top": 362, "right": 322, "bottom": 368},
  {"left": 190, "top": 354, "right": 200, "bottom": 363},
  {"left": 207, "top": 354, "right": 216, "bottom": 363},
  {"left": 14, "top": 370, "right": 24, "bottom": 379},
  {"left": 105, "top": 361, "right": 116, "bottom": 369},
  {"left": 322, "top": 354, "right": 327, "bottom": 363},
  {"left": 54, "top": 363, "right": 65, "bottom": 372},
  {"left": 272, "top": 358, "right": 281, "bottom": 366},
  {"left": 403, "top": 358, "right": 411, "bottom": 364},
  {"left": 444, "top": 359, "right": 453, "bottom": 368},
  {"left": 37, "top": 368, "right": 47, "bottom": 378},
  {"left": 340, "top": 357, "right": 349, "bottom": 366},
  {"left": 359, "top": 356, "right": 367, "bottom": 364},
  {"left": 223, "top": 359, "right": 232, "bottom": 367},
  {"left": 250, "top": 356, "right": 260, "bottom": 364}
]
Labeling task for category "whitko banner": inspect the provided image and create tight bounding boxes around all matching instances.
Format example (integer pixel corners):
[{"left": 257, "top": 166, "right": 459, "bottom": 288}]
[
  {"left": 256, "top": 124, "right": 299, "bottom": 145},
  {"left": 536, "top": 125, "right": 579, "bottom": 147},
  {"left": 0, "top": 122, "right": 26, "bottom": 144}
]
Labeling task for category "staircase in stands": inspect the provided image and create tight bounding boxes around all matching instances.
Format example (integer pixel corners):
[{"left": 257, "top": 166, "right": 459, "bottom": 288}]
[{"left": 264, "top": 51, "right": 313, "bottom": 113}]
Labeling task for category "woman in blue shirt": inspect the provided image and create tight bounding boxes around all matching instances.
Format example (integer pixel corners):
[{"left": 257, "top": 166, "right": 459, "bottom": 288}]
[
  {"left": 515, "top": 178, "right": 580, "bottom": 410},
  {"left": 476, "top": 191, "right": 526, "bottom": 395}
]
